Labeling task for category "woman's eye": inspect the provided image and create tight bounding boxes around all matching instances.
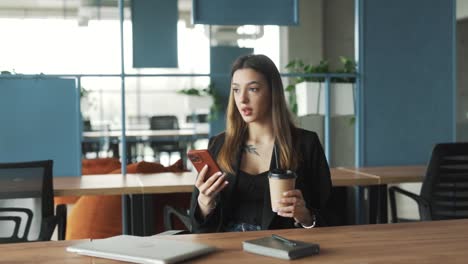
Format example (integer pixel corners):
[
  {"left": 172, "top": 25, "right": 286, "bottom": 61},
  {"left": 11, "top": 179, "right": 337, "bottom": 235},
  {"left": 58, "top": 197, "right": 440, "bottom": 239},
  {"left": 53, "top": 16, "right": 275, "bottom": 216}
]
[
  {"left": 232, "top": 88, "right": 239, "bottom": 93},
  {"left": 249, "top": 87, "right": 259, "bottom": 92}
]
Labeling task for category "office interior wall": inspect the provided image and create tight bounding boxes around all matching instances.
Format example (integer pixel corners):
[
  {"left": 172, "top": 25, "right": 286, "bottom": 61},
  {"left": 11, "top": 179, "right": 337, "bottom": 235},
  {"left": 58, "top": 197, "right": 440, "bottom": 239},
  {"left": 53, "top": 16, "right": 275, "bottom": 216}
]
[
  {"left": 457, "top": 0, "right": 468, "bottom": 19},
  {"left": 323, "top": 0, "right": 355, "bottom": 69},
  {"left": 279, "top": 0, "right": 323, "bottom": 70},
  {"left": 360, "top": 0, "right": 455, "bottom": 166},
  {"left": 280, "top": 0, "right": 357, "bottom": 166},
  {"left": 209, "top": 46, "right": 253, "bottom": 136},
  {"left": 456, "top": 19, "right": 468, "bottom": 141},
  {"left": 280, "top": 0, "right": 354, "bottom": 69},
  {"left": 0, "top": 78, "right": 81, "bottom": 176},
  {"left": 298, "top": 115, "right": 355, "bottom": 167}
]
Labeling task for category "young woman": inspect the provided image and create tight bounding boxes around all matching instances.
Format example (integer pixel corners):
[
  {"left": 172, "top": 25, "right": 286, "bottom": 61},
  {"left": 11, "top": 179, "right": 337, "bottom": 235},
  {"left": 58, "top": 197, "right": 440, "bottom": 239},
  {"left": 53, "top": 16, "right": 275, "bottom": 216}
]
[{"left": 189, "top": 54, "right": 332, "bottom": 233}]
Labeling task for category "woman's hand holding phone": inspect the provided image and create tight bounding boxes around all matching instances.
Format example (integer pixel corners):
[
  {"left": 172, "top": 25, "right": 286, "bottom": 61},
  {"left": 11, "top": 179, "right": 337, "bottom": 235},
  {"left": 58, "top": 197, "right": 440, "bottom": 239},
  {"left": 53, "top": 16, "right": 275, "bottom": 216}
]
[{"left": 195, "top": 164, "right": 229, "bottom": 217}]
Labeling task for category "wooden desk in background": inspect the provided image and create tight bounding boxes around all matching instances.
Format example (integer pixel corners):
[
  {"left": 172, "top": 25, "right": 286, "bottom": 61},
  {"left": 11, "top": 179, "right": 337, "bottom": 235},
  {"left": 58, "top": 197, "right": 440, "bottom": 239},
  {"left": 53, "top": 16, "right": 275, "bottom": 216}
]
[
  {"left": 340, "top": 165, "right": 426, "bottom": 184},
  {"left": 339, "top": 165, "right": 426, "bottom": 224},
  {"left": 53, "top": 168, "right": 380, "bottom": 197},
  {"left": 53, "top": 169, "right": 378, "bottom": 236},
  {"left": 83, "top": 129, "right": 209, "bottom": 140},
  {"left": 82, "top": 129, "right": 209, "bottom": 163},
  {"left": 2, "top": 219, "right": 467, "bottom": 263},
  {"left": 53, "top": 172, "right": 197, "bottom": 197},
  {"left": 54, "top": 172, "right": 198, "bottom": 236}
]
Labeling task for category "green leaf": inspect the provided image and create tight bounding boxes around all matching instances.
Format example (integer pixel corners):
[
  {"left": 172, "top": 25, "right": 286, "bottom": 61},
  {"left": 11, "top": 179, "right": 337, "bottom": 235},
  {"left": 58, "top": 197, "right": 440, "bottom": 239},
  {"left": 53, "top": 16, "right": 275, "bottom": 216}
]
[
  {"left": 285, "top": 84, "right": 295, "bottom": 92},
  {"left": 284, "top": 56, "right": 356, "bottom": 108}
]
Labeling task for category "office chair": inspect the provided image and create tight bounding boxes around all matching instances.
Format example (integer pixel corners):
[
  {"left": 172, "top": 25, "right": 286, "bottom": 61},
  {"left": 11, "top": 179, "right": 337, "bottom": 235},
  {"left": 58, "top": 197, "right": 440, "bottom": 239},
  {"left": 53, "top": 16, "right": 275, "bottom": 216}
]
[
  {"left": 389, "top": 142, "right": 468, "bottom": 223},
  {"left": 163, "top": 205, "right": 191, "bottom": 234},
  {"left": 149, "top": 115, "right": 186, "bottom": 164},
  {"left": 0, "top": 160, "right": 67, "bottom": 243},
  {"left": 186, "top": 114, "right": 209, "bottom": 124}
]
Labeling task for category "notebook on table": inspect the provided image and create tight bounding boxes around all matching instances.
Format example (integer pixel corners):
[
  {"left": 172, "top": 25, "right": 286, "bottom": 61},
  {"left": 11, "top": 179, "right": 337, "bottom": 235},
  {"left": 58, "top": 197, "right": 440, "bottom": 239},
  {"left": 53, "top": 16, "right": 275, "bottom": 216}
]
[
  {"left": 242, "top": 235, "right": 320, "bottom": 260},
  {"left": 67, "top": 235, "right": 216, "bottom": 264}
]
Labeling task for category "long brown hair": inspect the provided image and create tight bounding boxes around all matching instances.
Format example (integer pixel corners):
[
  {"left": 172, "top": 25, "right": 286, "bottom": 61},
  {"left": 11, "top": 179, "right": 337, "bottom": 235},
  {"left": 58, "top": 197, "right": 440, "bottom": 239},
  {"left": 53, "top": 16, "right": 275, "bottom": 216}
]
[{"left": 217, "top": 54, "right": 298, "bottom": 174}]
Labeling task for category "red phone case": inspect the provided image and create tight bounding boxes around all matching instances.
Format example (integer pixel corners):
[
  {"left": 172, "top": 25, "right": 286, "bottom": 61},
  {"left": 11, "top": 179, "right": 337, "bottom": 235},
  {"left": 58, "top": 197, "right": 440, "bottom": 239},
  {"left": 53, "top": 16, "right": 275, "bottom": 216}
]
[{"left": 187, "top": 149, "right": 221, "bottom": 178}]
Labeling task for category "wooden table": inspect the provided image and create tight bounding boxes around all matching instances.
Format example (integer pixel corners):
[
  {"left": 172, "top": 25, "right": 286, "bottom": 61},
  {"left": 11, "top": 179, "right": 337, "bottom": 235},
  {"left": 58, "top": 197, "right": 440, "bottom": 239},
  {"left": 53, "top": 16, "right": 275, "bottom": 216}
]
[
  {"left": 340, "top": 165, "right": 426, "bottom": 184},
  {"left": 53, "top": 172, "right": 197, "bottom": 196},
  {"left": 53, "top": 169, "right": 378, "bottom": 235},
  {"left": 54, "top": 172, "right": 199, "bottom": 236},
  {"left": 2, "top": 219, "right": 467, "bottom": 263},
  {"left": 330, "top": 168, "right": 379, "bottom": 186},
  {"left": 83, "top": 129, "right": 209, "bottom": 140},
  {"left": 53, "top": 168, "right": 379, "bottom": 197},
  {"left": 339, "top": 165, "right": 426, "bottom": 224}
]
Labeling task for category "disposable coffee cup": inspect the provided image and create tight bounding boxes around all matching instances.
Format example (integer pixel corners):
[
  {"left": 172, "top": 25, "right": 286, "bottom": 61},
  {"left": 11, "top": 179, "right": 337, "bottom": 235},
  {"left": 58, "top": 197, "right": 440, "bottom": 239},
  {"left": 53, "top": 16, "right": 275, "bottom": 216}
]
[{"left": 268, "top": 169, "right": 297, "bottom": 212}]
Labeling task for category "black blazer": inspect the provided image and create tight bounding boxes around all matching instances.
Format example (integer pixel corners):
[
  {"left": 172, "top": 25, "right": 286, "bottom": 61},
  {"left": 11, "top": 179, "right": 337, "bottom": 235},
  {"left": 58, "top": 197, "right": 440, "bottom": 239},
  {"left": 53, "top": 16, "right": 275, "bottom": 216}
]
[{"left": 189, "top": 128, "right": 332, "bottom": 233}]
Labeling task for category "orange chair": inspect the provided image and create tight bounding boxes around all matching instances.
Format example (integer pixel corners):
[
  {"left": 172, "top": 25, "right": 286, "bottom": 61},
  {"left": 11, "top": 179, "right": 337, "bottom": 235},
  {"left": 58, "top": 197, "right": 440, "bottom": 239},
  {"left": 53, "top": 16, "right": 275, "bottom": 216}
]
[
  {"left": 53, "top": 158, "right": 121, "bottom": 240},
  {"left": 65, "top": 159, "right": 191, "bottom": 240}
]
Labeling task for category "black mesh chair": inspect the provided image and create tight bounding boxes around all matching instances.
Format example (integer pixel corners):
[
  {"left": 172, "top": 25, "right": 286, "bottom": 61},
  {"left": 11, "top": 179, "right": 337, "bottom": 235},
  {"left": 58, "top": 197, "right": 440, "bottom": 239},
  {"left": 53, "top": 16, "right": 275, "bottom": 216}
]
[
  {"left": 186, "top": 114, "right": 209, "bottom": 124},
  {"left": 389, "top": 142, "right": 468, "bottom": 223},
  {"left": 0, "top": 160, "right": 67, "bottom": 243},
  {"left": 149, "top": 115, "right": 186, "bottom": 163}
]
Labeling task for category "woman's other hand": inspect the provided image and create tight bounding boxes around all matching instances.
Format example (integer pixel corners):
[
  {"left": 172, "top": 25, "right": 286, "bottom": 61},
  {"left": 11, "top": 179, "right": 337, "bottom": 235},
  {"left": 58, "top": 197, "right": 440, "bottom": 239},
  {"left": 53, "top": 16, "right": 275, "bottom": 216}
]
[
  {"left": 276, "top": 189, "right": 314, "bottom": 226},
  {"left": 195, "top": 164, "right": 228, "bottom": 217}
]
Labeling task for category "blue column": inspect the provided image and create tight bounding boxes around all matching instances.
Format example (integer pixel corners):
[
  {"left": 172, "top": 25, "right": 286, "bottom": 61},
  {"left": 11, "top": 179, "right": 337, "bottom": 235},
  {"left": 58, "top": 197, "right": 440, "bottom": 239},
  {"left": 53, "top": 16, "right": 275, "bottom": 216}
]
[{"left": 359, "top": 0, "right": 456, "bottom": 166}]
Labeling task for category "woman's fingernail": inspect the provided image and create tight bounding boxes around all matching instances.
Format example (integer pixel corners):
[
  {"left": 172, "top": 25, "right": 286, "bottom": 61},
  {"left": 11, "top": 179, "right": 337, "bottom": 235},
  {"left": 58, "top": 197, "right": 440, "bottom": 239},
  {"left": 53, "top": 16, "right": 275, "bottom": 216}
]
[
  {"left": 283, "top": 192, "right": 288, "bottom": 196},
  {"left": 224, "top": 181, "right": 229, "bottom": 185},
  {"left": 217, "top": 171, "right": 223, "bottom": 176}
]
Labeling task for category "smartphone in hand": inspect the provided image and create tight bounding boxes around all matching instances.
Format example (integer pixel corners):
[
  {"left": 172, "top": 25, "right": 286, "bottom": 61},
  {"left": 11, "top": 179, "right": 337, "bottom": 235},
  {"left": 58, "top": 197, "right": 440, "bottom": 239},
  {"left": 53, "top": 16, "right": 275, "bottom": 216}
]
[{"left": 187, "top": 149, "right": 221, "bottom": 178}]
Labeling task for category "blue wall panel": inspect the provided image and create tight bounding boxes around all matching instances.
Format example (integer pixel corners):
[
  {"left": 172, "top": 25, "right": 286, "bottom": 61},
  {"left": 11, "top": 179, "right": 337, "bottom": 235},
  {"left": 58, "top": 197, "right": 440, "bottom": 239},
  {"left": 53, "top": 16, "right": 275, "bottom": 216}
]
[
  {"left": 132, "top": 0, "right": 178, "bottom": 68},
  {"left": 193, "top": 0, "right": 298, "bottom": 25},
  {"left": 360, "top": 0, "right": 455, "bottom": 165},
  {"left": 209, "top": 46, "right": 253, "bottom": 136},
  {"left": 0, "top": 78, "right": 81, "bottom": 176}
]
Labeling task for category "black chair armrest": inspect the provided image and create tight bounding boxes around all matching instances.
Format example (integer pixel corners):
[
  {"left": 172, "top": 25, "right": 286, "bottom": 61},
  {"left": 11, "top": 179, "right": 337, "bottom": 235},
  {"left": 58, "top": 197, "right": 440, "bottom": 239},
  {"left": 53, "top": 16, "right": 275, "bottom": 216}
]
[
  {"left": 389, "top": 186, "right": 430, "bottom": 223},
  {"left": 0, "top": 216, "right": 22, "bottom": 243},
  {"left": 0, "top": 207, "right": 33, "bottom": 242},
  {"left": 39, "top": 215, "right": 57, "bottom": 241},
  {"left": 163, "top": 205, "right": 191, "bottom": 233},
  {"left": 56, "top": 204, "right": 67, "bottom": 240}
]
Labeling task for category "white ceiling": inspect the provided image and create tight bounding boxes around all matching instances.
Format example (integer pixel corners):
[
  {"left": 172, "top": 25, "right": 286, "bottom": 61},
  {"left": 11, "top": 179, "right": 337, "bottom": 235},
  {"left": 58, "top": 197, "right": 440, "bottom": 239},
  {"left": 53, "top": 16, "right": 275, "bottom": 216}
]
[
  {"left": 0, "top": 1, "right": 466, "bottom": 20},
  {"left": 0, "top": 0, "right": 192, "bottom": 20}
]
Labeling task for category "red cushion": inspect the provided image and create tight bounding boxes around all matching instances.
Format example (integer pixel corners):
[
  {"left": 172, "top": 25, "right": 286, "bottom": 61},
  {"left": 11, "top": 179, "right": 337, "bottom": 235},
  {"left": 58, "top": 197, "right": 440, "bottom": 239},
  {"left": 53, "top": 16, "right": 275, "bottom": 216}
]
[
  {"left": 82, "top": 158, "right": 121, "bottom": 175},
  {"left": 108, "top": 159, "right": 187, "bottom": 174},
  {"left": 54, "top": 158, "right": 121, "bottom": 205}
]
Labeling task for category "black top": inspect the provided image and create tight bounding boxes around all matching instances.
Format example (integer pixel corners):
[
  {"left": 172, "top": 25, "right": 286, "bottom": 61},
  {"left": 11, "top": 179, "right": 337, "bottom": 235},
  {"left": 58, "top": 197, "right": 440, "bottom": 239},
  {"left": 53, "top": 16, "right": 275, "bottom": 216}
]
[
  {"left": 230, "top": 170, "right": 268, "bottom": 226},
  {"left": 190, "top": 128, "right": 332, "bottom": 233}
]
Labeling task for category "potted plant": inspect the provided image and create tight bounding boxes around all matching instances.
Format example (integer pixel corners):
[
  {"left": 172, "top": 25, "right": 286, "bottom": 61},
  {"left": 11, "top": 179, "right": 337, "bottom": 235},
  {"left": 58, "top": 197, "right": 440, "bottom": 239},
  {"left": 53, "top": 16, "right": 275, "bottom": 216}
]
[
  {"left": 285, "top": 56, "right": 356, "bottom": 117},
  {"left": 177, "top": 84, "right": 222, "bottom": 120}
]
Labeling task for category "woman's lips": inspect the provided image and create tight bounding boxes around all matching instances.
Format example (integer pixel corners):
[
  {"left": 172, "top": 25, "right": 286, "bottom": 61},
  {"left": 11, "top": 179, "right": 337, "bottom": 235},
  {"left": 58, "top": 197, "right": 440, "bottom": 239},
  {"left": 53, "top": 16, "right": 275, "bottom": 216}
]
[{"left": 241, "top": 107, "right": 253, "bottom": 116}]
